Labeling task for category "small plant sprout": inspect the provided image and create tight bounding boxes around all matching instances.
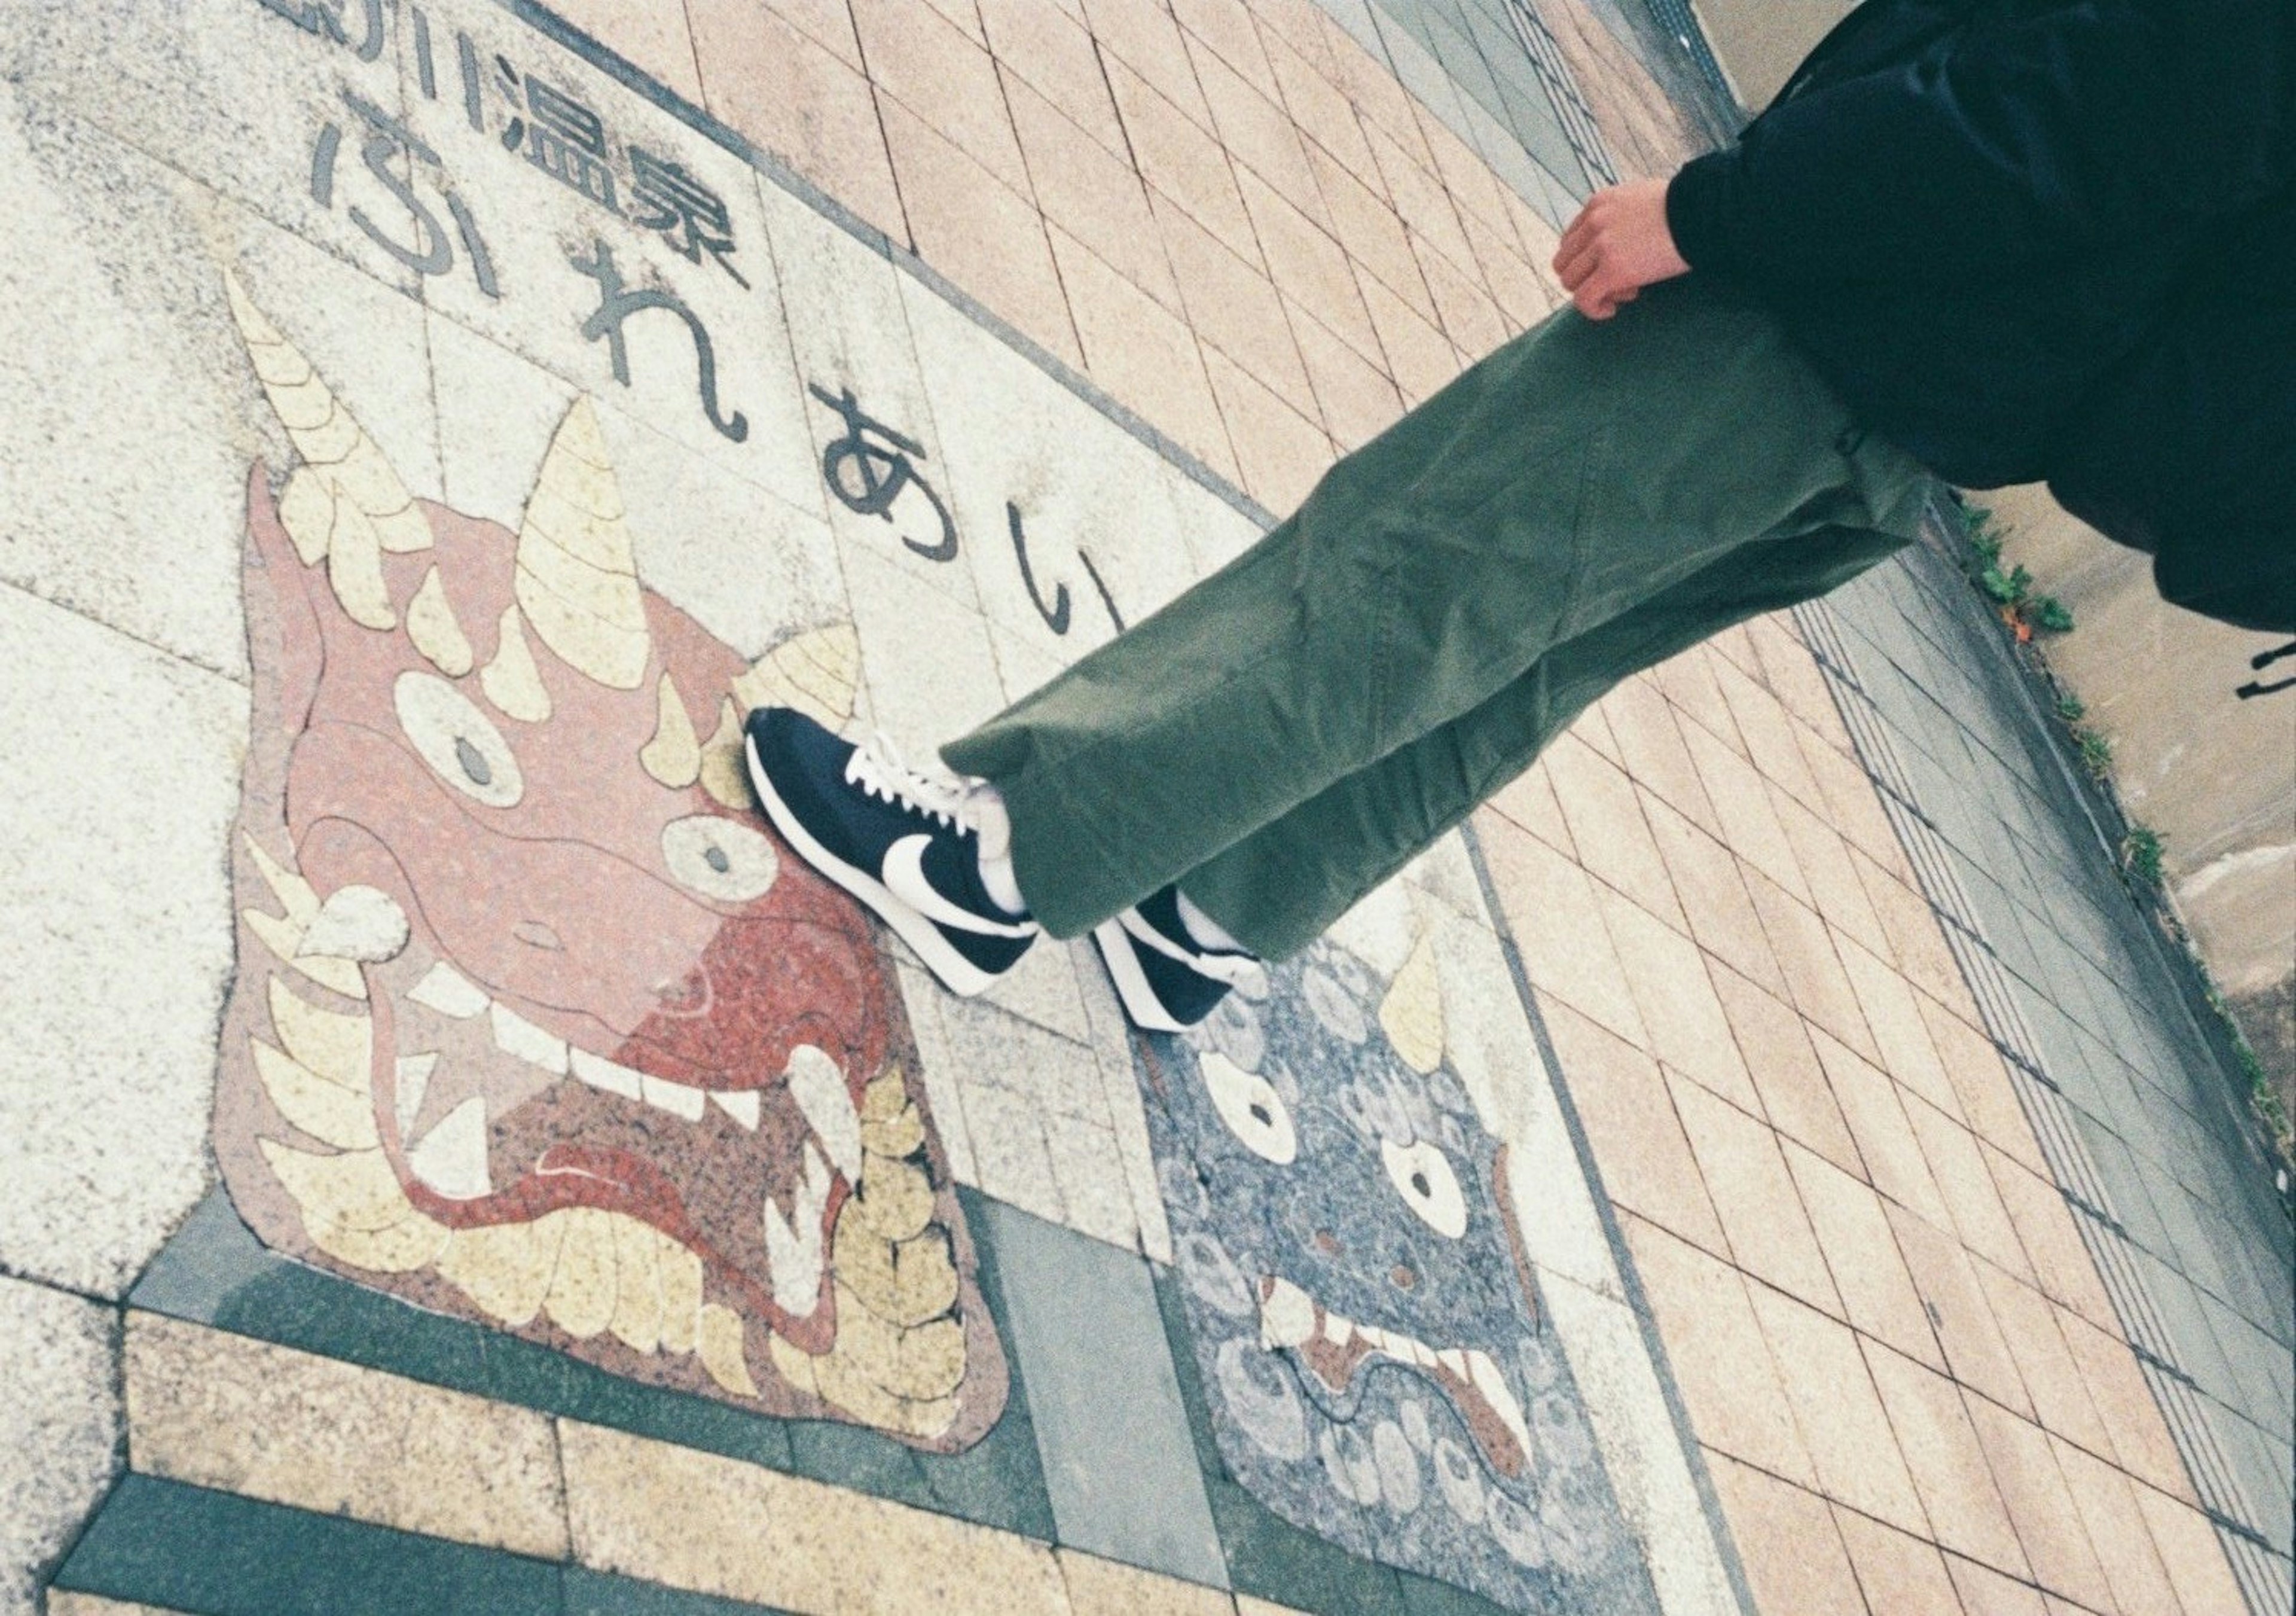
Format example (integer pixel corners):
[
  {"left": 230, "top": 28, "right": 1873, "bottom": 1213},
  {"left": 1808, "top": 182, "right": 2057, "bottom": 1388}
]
[
  {"left": 2123, "top": 825, "right": 2166, "bottom": 886},
  {"left": 2056, "top": 693, "right": 2087, "bottom": 722},
  {"left": 2075, "top": 726, "right": 2114, "bottom": 776}
]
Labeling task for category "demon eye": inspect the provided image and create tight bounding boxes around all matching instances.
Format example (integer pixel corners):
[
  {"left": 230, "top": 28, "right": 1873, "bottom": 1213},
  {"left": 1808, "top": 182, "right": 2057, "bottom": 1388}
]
[
  {"left": 661, "top": 813, "right": 780, "bottom": 902},
  {"left": 394, "top": 671, "right": 523, "bottom": 807},
  {"left": 1381, "top": 1138, "right": 1466, "bottom": 1239},
  {"left": 1201, "top": 1051, "right": 1296, "bottom": 1164}
]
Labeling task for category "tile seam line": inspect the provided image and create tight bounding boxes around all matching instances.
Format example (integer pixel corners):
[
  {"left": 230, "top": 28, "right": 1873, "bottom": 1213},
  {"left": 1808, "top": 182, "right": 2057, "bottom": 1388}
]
[
  {"left": 494, "top": 0, "right": 1278, "bottom": 535},
  {"left": 1457, "top": 817, "right": 1763, "bottom": 1616},
  {"left": 0, "top": 575, "right": 253, "bottom": 691}
]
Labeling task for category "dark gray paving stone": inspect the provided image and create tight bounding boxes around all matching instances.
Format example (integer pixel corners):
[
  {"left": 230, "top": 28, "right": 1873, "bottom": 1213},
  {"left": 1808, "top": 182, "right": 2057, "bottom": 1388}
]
[{"left": 976, "top": 1198, "right": 1229, "bottom": 1589}]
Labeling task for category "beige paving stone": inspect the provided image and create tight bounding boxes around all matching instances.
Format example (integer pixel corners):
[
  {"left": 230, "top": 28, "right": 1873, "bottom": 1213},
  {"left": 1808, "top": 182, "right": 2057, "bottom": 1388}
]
[
  {"left": 1262, "top": 31, "right": 1378, "bottom": 190},
  {"left": 1361, "top": 119, "right": 1474, "bottom": 276},
  {"left": 2129, "top": 1478, "right": 2253, "bottom": 1616},
  {"left": 1943, "top": 1554, "right": 2053, "bottom": 1615},
  {"left": 549, "top": 0, "right": 706, "bottom": 102},
  {"left": 124, "top": 1313, "right": 566, "bottom": 1558},
  {"left": 1961, "top": 1398, "right": 2117, "bottom": 1614},
  {"left": 1485, "top": 755, "right": 1577, "bottom": 857},
  {"left": 1601, "top": 675, "right": 1724, "bottom": 836},
  {"left": 882, "top": 101, "right": 1083, "bottom": 371},
  {"left": 1158, "top": 198, "right": 1313, "bottom": 405},
  {"left": 1410, "top": 99, "right": 1514, "bottom": 237},
  {"left": 1704, "top": 1453, "right": 1868, "bottom": 1616},
  {"left": 1233, "top": 1597, "right": 1314, "bottom": 1616},
  {"left": 1202, "top": 347, "right": 1332, "bottom": 514},
  {"left": 1921, "top": 996, "right": 2051, "bottom": 1175},
  {"left": 1082, "top": 0, "right": 1214, "bottom": 131},
  {"left": 1796, "top": 722, "right": 1915, "bottom": 874},
  {"left": 1057, "top": 1547, "right": 1234, "bottom": 1614},
  {"left": 1190, "top": 41, "right": 1324, "bottom": 225},
  {"left": 1300, "top": 142, "right": 1433, "bottom": 321},
  {"left": 1619, "top": 1214, "right": 1813, "bottom": 1484},
  {"left": 979, "top": 0, "right": 1126, "bottom": 157},
  {"left": 1772, "top": 791, "right": 1892, "bottom": 961},
  {"left": 1237, "top": 170, "right": 1380, "bottom": 364},
  {"left": 1752, "top": 889, "right": 1888, "bottom": 1073},
  {"left": 1689, "top": 726, "right": 1821, "bottom": 917},
  {"left": 1413, "top": 238, "right": 1510, "bottom": 358},
  {"left": 1169, "top": 0, "right": 1277, "bottom": 97},
  {"left": 1985, "top": 1152, "right": 2120, "bottom": 1331},
  {"left": 1317, "top": 13, "right": 1429, "bottom": 167},
  {"left": 1714, "top": 658, "right": 1825, "bottom": 810},
  {"left": 2048, "top": 1437, "right": 2182, "bottom": 1616},
  {"left": 689, "top": 0, "right": 907, "bottom": 243},
  {"left": 1540, "top": 998, "right": 1727, "bottom": 1253},
  {"left": 1972, "top": 1267, "right": 2115, "bottom": 1461},
  {"left": 1784, "top": 1141, "right": 1946, "bottom": 1368},
  {"left": 1109, "top": 60, "right": 1258, "bottom": 261},
  {"left": 1745, "top": 1285, "right": 1928, "bottom": 1533},
  {"left": 1651, "top": 644, "right": 1748, "bottom": 757},
  {"left": 1458, "top": 203, "right": 1561, "bottom": 333},
  {"left": 1837, "top": 938, "right": 1963, "bottom": 1121},
  {"left": 1039, "top": 1109, "right": 1138, "bottom": 1251},
  {"left": 1746, "top": 611, "right": 1846, "bottom": 739},
  {"left": 1476, "top": 815, "right": 1649, "bottom": 1047},
  {"left": 954, "top": 1079, "right": 1067, "bottom": 1226},
  {"left": 1545, "top": 733, "right": 1687, "bottom": 932},
  {"left": 1715, "top": 969, "right": 1863, "bottom": 1173},
  {"left": 1016, "top": 84, "right": 1181, "bottom": 312},
  {"left": 2053, "top": 1309, "right": 2196, "bottom": 1501},
  {"left": 1813, "top": 1032, "right": 1953, "bottom": 1228},
  {"left": 1290, "top": 305, "right": 1403, "bottom": 453},
  {"left": 1901, "top": 1097, "right": 2033, "bottom": 1282},
  {"left": 563, "top": 1419, "right": 1071, "bottom": 1614},
  {"left": 1601, "top": 897, "right": 1758, "bottom": 1109},
  {"left": 1052, "top": 230, "right": 1236, "bottom": 485},
  {"left": 1670, "top": 1080, "right": 1839, "bottom": 1311},
  {"left": 1358, "top": 267, "right": 1463, "bottom": 404},
  {"left": 1886, "top": 1205, "right": 2038, "bottom": 1420},
  {"left": 1860, "top": 1339, "right": 2031, "bottom": 1577},
  {"left": 1831, "top": 1507, "right": 1965, "bottom": 1616},
  {"left": 1644, "top": 802, "right": 1790, "bottom": 1000},
  {"left": 767, "top": 0, "right": 867, "bottom": 67}
]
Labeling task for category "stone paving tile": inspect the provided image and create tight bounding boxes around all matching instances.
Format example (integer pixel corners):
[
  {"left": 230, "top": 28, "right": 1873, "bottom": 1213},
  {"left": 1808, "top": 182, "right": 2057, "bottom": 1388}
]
[
  {"left": 1618, "top": 1215, "right": 1815, "bottom": 1486},
  {"left": 2048, "top": 1436, "right": 2182, "bottom": 1616},
  {"left": 1200, "top": 349, "right": 1333, "bottom": 515},
  {"left": 1816, "top": 1035, "right": 1955, "bottom": 1228},
  {"left": 1943, "top": 1553, "right": 2053, "bottom": 1616},
  {"left": 1189, "top": 40, "right": 1327, "bottom": 228},
  {"left": 2051, "top": 1307, "right": 2197, "bottom": 1501},
  {"left": 124, "top": 1313, "right": 568, "bottom": 1559},
  {"left": 1051, "top": 231, "right": 1238, "bottom": 485},
  {"left": 1886, "top": 1206, "right": 2039, "bottom": 1421},
  {"left": 1831, "top": 1508, "right": 1966, "bottom": 1616},
  {"left": 1858, "top": 1339, "right": 2030, "bottom": 1577},
  {"left": 1642, "top": 800, "right": 1789, "bottom": 999},
  {"left": 1702, "top": 1453, "right": 1867, "bottom": 1616},
  {"left": 1543, "top": 734, "right": 1687, "bottom": 932},
  {"left": 546, "top": 0, "right": 706, "bottom": 100},
  {"left": 1984, "top": 1152, "right": 2122, "bottom": 1331},
  {"left": 1, "top": 1276, "right": 119, "bottom": 1615},
  {"left": 1413, "top": 239, "right": 1512, "bottom": 358},
  {"left": 2129, "top": 1477, "right": 2255, "bottom": 1616},
  {"left": 1015, "top": 84, "right": 1183, "bottom": 314},
  {"left": 1289, "top": 307, "right": 1405, "bottom": 453},
  {"left": 1059, "top": 1549, "right": 1233, "bottom": 1615},
  {"left": 1538, "top": 1001, "right": 1727, "bottom": 1254},
  {"left": 1155, "top": 197, "right": 1312, "bottom": 407},
  {"left": 1109, "top": 59, "right": 1260, "bottom": 263},
  {"left": 1902, "top": 1097, "right": 2034, "bottom": 1282},
  {"left": 1960, "top": 1397, "right": 2118, "bottom": 1614},
  {"left": 1784, "top": 1141, "right": 1949, "bottom": 1368},
  {"left": 1599, "top": 892, "right": 1758, "bottom": 1108},
  {"left": 1301, "top": 139, "right": 1435, "bottom": 320},
  {"left": 1745, "top": 1285, "right": 1928, "bottom": 1534},
  {"left": 978, "top": 0, "right": 1124, "bottom": 157},
  {"left": 1474, "top": 814, "right": 1649, "bottom": 1047},
  {"left": 1483, "top": 754, "right": 1577, "bottom": 857},
  {"left": 1261, "top": 31, "right": 1379, "bottom": 193},
  {"left": 1080, "top": 0, "right": 1215, "bottom": 133},
  {"left": 1236, "top": 170, "right": 1381, "bottom": 364},
  {"left": 853, "top": 0, "right": 1028, "bottom": 193},
  {"left": 1669, "top": 1079, "right": 1840, "bottom": 1312},
  {"left": 1772, "top": 792, "right": 1892, "bottom": 962},
  {"left": 1715, "top": 969, "right": 1864, "bottom": 1173},
  {"left": 1356, "top": 268, "right": 1464, "bottom": 404},
  {"left": 1972, "top": 1267, "right": 2114, "bottom": 1458}
]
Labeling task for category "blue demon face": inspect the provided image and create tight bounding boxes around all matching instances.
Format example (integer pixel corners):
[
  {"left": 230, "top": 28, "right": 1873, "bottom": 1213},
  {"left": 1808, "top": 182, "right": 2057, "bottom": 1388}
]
[{"left": 1140, "top": 938, "right": 1656, "bottom": 1611}]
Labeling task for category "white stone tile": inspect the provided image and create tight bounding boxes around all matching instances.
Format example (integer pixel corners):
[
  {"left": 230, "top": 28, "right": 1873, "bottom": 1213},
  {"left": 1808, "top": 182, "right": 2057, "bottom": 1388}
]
[
  {"left": 977, "top": 932, "right": 1095, "bottom": 1046},
  {"left": 894, "top": 961, "right": 978, "bottom": 1187},
  {"left": 0, "top": 95, "right": 435, "bottom": 678},
  {"left": 958, "top": 1080, "right": 1066, "bottom": 1226},
  {"left": 1162, "top": 460, "right": 1268, "bottom": 577},
  {"left": 0, "top": 1276, "right": 119, "bottom": 1615},
  {"left": 839, "top": 538, "right": 1008, "bottom": 748},
  {"left": 1039, "top": 1112, "right": 1138, "bottom": 1252},
  {"left": 425, "top": 312, "right": 847, "bottom": 663},
  {"left": 935, "top": 998, "right": 1111, "bottom": 1129},
  {"left": 1323, "top": 879, "right": 1421, "bottom": 981},
  {"left": 393, "top": 1, "right": 823, "bottom": 526},
  {"left": 1539, "top": 1274, "right": 1740, "bottom": 1616},
  {"left": 1067, "top": 946, "right": 1174, "bottom": 1261},
  {"left": 1399, "top": 827, "right": 1489, "bottom": 920},
  {"left": 0, "top": 584, "right": 246, "bottom": 1296}
]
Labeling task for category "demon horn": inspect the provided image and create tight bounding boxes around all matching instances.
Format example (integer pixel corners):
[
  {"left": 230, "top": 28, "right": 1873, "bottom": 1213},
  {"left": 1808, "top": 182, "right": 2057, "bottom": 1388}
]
[
  {"left": 224, "top": 271, "right": 433, "bottom": 629},
  {"left": 514, "top": 397, "right": 650, "bottom": 690}
]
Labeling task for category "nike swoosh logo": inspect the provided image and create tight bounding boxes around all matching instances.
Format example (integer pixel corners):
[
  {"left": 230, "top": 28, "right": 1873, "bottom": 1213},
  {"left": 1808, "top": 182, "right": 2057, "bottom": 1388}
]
[{"left": 883, "top": 836, "right": 1037, "bottom": 939}]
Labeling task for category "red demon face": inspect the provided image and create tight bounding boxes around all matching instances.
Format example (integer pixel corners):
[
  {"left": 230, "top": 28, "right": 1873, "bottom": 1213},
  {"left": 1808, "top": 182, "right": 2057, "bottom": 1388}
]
[{"left": 211, "top": 275, "right": 1004, "bottom": 1446}]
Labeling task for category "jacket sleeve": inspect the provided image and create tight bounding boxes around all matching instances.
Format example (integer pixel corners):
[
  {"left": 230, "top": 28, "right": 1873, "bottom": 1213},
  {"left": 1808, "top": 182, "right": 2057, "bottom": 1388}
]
[{"left": 1666, "top": 0, "right": 2290, "bottom": 288}]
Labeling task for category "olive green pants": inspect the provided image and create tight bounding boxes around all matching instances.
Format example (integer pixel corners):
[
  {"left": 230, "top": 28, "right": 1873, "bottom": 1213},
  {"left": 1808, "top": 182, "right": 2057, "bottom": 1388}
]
[{"left": 942, "top": 275, "right": 1934, "bottom": 961}]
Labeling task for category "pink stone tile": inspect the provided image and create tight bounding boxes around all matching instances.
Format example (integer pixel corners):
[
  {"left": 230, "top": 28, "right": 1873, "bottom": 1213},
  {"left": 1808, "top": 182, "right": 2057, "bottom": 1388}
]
[
  {"left": 1474, "top": 813, "right": 1648, "bottom": 1047},
  {"left": 1838, "top": 938, "right": 1963, "bottom": 1120},
  {"left": 1201, "top": 347, "right": 1332, "bottom": 515},
  {"left": 851, "top": 0, "right": 1029, "bottom": 191},
  {"left": 1747, "top": 1285, "right": 1928, "bottom": 1532},
  {"left": 1167, "top": 0, "right": 1279, "bottom": 98},
  {"left": 1357, "top": 269, "right": 1462, "bottom": 406},
  {"left": 1080, "top": 0, "right": 1213, "bottom": 129},
  {"left": 1301, "top": 144, "right": 1432, "bottom": 320},
  {"left": 1669, "top": 1078, "right": 1838, "bottom": 1310},
  {"left": 1706, "top": 1453, "right": 1869, "bottom": 1616},
  {"left": 1185, "top": 35, "right": 1324, "bottom": 221},
  {"left": 1818, "top": 1032, "right": 1952, "bottom": 1226},
  {"left": 1235, "top": 170, "right": 1380, "bottom": 362},
  {"left": 880, "top": 100, "right": 1083, "bottom": 368},
  {"left": 1361, "top": 118, "right": 1474, "bottom": 270},
  {"left": 1109, "top": 60, "right": 1257, "bottom": 259},
  {"left": 1544, "top": 734, "right": 1686, "bottom": 932},
  {"left": 768, "top": 0, "right": 866, "bottom": 69},
  {"left": 1922, "top": 1000, "right": 2050, "bottom": 1176},
  {"left": 1601, "top": 673, "right": 1723, "bottom": 836},
  {"left": 1945, "top": 1554, "right": 2053, "bottom": 1616},
  {"left": 1747, "top": 877, "right": 1880, "bottom": 1065},
  {"left": 1714, "top": 657, "right": 1825, "bottom": 808},
  {"left": 1459, "top": 204, "right": 1559, "bottom": 334},
  {"left": 1262, "top": 32, "right": 1378, "bottom": 187},
  {"left": 1962, "top": 1398, "right": 2117, "bottom": 1614},
  {"left": 1855, "top": 856, "right": 1970, "bottom": 1011},
  {"left": 1622, "top": 1214, "right": 1814, "bottom": 1483},
  {"left": 1785, "top": 1141, "right": 1946, "bottom": 1369},
  {"left": 1773, "top": 790, "right": 1892, "bottom": 961},
  {"left": 1986, "top": 1153, "right": 2120, "bottom": 1333},
  {"left": 1862, "top": 1338, "right": 2032, "bottom": 1577},
  {"left": 1601, "top": 894, "right": 1758, "bottom": 1109},
  {"left": 1289, "top": 306, "right": 1402, "bottom": 453},
  {"left": 1722, "top": 972, "right": 1864, "bottom": 1173},
  {"left": 689, "top": 0, "right": 906, "bottom": 242},
  {"left": 979, "top": 0, "right": 1126, "bottom": 155},
  {"left": 1904, "top": 1097, "right": 2034, "bottom": 1282},
  {"left": 2049, "top": 1435, "right": 2183, "bottom": 1616},
  {"left": 1540, "top": 998, "right": 1726, "bottom": 1252},
  {"left": 1009, "top": 78, "right": 1179, "bottom": 311},
  {"left": 1409, "top": 98, "right": 1515, "bottom": 234},
  {"left": 1413, "top": 238, "right": 1509, "bottom": 358},
  {"left": 1318, "top": 17, "right": 1431, "bottom": 167},
  {"left": 2129, "top": 1480, "right": 2253, "bottom": 1616},
  {"left": 1156, "top": 197, "right": 1312, "bottom": 404},
  {"left": 1651, "top": 642, "right": 1748, "bottom": 756},
  {"left": 549, "top": 0, "right": 706, "bottom": 100},
  {"left": 1485, "top": 755, "right": 1576, "bottom": 858},
  {"left": 1887, "top": 1203, "right": 2038, "bottom": 1420},
  {"left": 1683, "top": 721, "right": 1815, "bottom": 909},
  {"left": 1645, "top": 798, "right": 1789, "bottom": 999},
  {"left": 2053, "top": 1309, "right": 2194, "bottom": 1502},
  {"left": 1833, "top": 1508, "right": 1967, "bottom": 1616},
  {"left": 1049, "top": 230, "right": 1236, "bottom": 486}
]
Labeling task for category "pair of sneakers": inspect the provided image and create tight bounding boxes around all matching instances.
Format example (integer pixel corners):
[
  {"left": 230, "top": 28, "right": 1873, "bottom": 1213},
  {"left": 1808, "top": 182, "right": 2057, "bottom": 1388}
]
[{"left": 744, "top": 707, "right": 1263, "bottom": 1031}]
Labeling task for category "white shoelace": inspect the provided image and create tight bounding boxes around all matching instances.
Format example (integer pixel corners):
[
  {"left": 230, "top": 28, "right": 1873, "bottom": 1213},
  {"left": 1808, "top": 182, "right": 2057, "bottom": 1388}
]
[{"left": 843, "top": 731, "right": 989, "bottom": 835}]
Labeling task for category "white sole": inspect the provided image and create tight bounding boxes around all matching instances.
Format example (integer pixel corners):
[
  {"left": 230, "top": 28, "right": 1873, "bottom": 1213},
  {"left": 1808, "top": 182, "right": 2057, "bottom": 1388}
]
[
  {"left": 746, "top": 733, "right": 1007, "bottom": 998},
  {"left": 1091, "top": 919, "right": 1190, "bottom": 1033}
]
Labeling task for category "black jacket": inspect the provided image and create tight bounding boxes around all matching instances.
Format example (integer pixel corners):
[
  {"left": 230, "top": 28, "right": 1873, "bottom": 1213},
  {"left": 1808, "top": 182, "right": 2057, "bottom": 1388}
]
[{"left": 1665, "top": 0, "right": 2295, "bottom": 632}]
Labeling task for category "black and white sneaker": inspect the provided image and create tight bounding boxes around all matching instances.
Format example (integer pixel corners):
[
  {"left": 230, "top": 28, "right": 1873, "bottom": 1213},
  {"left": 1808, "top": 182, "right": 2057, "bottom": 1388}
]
[
  {"left": 1093, "top": 886, "right": 1267, "bottom": 1033},
  {"left": 744, "top": 707, "right": 1039, "bottom": 996}
]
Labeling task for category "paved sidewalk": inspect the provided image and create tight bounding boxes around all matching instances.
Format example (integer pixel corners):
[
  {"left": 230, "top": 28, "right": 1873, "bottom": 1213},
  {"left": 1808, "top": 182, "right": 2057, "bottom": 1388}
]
[{"left": 1, "top": 2, "right": 2286, "bottom": 1614}]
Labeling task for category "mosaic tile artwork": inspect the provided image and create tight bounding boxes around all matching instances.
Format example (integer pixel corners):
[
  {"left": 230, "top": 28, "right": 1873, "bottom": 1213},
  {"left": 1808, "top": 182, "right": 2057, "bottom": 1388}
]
[
  {"left": 1138, "top": 929, "right": 1660, "bottom": 1611},
  {"left": 212, "top": 278, "right": 1007, "bottom": 1449}
]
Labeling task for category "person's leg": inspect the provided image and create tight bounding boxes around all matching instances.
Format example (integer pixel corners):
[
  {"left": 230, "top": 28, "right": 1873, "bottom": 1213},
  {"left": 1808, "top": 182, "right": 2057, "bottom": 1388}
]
[
  {"left": 943, "top": 273, "right": 1930, "bottom": 947},
  {"left": 1173, "top": 517, "right": 1917, "bottom": 959}
]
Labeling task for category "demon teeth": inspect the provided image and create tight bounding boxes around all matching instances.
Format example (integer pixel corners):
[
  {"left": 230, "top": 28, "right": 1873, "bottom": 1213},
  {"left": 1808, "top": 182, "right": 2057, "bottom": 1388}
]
[
  {"left": 408, "top": 1096, "right": 492, "bottom": 1200},
  {"left": 1466, "top": 1349, "right": 1531, "bottom": 1455},
  {"left": 762, "top": 1143, "right": 832, "bottom": 1316},
  {"left": 1321, "top": 1310, "right": 1354, "bottom": 1346},
  {"left": 784, "top": 1045, "right": 861, "bottom": 1179},
  {"left": 640, "top": 1072, "right": 707, "bottom": 1122},
  {"left": 711, "top": 1089, "right": 761, "bottom": 1130},
  {"left": 570, "top": 1047, "right": 643, "bottom": 1100},
  {"left": 300, "top": 883, "right": 410, "bottom": 964},
  {"left": 490, "top": 1003, "right": 569, "bottom": 1075},
  {"left": 1260, "top": 1276, "right": 1317, "bottom": 1349},
  {"left": 409, "top": 962, "right": 490, "bottom": 1019}
]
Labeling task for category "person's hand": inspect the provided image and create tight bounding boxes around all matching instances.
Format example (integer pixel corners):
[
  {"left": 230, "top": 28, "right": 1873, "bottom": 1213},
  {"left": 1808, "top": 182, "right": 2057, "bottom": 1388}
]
[{"left": 1553, "top": 178, "right": 1691, "bottom": 320}]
